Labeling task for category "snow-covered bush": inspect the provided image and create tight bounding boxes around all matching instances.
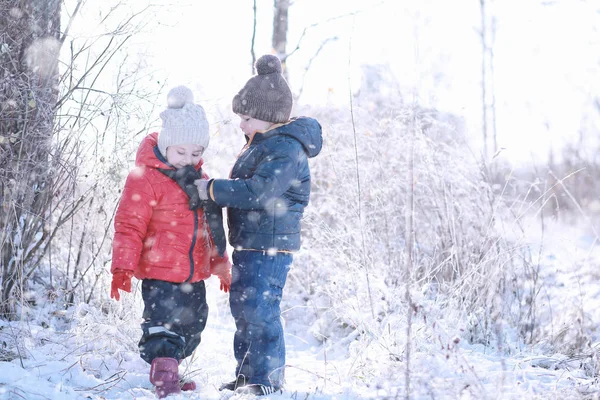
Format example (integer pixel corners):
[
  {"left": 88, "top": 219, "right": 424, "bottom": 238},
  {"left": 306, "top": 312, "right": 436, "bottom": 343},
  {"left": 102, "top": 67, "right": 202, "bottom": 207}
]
[{"left": 287, "top": 99, "right": 531, "bottom": 361}]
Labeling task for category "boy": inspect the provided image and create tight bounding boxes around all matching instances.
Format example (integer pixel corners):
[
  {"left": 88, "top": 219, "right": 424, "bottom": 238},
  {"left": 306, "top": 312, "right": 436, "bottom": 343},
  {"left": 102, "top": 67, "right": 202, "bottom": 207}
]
[{"left": 195, "top": 54, "right": 323, "bottom": 396}]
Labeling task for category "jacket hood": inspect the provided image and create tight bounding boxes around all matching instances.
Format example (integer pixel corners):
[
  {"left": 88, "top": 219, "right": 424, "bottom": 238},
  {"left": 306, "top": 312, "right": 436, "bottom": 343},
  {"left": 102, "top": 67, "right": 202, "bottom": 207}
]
[
  {"left": 261, "top": 117, "right": 323, "bottom": 158},
  {"left": 135, "top": 132, "right": 204, "bottom": 170}
]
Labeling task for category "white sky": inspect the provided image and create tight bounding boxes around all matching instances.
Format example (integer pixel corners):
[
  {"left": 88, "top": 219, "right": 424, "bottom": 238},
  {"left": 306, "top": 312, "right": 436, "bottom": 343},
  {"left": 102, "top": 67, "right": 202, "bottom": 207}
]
[{"left": 67, "top": 0, "right": 600, "bottom": 164}]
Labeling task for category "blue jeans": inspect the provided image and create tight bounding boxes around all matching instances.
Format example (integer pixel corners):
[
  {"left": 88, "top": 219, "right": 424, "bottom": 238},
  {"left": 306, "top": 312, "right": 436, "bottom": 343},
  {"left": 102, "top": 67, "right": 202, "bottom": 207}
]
[
  {"left": 138, "top": 279, "right": 209, "bottom": 364},
  {"left": 229, "top": 250, "right": 292, "bottom": 387}
]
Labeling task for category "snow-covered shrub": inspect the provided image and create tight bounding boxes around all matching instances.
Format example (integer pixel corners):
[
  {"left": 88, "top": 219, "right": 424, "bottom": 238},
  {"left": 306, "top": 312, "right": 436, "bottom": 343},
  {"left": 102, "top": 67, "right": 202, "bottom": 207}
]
[{"left": 288, "top": 99, "right": 528, "bottom": 355}]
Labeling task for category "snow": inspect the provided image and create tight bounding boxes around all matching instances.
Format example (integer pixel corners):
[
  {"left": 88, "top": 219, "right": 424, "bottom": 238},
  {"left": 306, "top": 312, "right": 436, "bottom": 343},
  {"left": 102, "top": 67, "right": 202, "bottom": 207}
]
[
  {"left": 1, "top": 216, "right": 600, "bottom": 399},
  {"left": 0, "top": 291, "right": 367, "bottom": 399}
]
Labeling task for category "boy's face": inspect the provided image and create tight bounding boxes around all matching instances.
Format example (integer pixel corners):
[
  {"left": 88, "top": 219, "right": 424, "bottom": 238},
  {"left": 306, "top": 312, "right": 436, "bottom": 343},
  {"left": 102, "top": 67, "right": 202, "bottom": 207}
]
[
  {"left": 238, "top": 114, "right": 273, "bottom": 136},
  {"left": 165, "top": 144, "right": 204, "bottom": 168}
]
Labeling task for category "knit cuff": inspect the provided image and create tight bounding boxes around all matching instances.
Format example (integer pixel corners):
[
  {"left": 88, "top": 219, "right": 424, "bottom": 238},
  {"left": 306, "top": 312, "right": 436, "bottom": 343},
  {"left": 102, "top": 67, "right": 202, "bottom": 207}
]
[{"left": 209, "top": 179, "right": 215, "bottom": 201}]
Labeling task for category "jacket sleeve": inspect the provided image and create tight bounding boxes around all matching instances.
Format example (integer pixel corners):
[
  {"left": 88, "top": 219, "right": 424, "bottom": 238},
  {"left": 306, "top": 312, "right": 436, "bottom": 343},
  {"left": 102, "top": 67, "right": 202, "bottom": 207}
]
[
  {"left": 111, "top": 167, "right": 156, "bottom": 274},
  {"left": 211, "top": 145, "right": 299, "bottom": 210}
]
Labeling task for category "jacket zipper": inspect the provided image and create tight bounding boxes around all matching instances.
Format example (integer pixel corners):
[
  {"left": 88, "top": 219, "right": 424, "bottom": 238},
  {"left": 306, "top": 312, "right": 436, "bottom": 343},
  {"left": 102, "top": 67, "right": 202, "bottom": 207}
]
[{"left": 186, "top": 209, "right": 199, "bottom": 282}]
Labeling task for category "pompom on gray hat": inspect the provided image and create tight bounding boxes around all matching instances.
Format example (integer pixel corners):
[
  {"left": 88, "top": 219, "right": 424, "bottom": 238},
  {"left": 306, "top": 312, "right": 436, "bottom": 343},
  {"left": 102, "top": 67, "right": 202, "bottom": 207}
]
[
  {"left": 232, "top": 54, "right": 293, "bottom": 124},
  {"left": 157, "top": 85, "right": 209, "bottom": 156}
]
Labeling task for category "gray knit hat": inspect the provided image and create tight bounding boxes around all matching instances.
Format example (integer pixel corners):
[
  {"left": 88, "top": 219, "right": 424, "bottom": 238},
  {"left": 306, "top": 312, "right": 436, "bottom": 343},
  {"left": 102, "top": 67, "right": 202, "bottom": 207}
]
[
  {"left": 157, "top": 85, "right": 209, "bottom": 156},
  {"left": 232, "top": 54, "right": 293, "bottom": 123}
]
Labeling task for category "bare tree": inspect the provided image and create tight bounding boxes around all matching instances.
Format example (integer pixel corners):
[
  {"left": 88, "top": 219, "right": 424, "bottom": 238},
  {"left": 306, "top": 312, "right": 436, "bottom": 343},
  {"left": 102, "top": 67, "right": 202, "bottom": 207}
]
[
  {"left": 50, "top": 3, "right": 161, "bottom": 309},
  {"left": 282, "top": 7, "right": 362, "bottom": 99},
  {"left": 479, "top": 0, "right": 489, "bottom": 159},
  {"left": 0, "top": 0, "right": 62, "bottom": 317},
  {"left": 0, "top": 0, "right": 159, "bottom": 317},
  {"left": 246, "top": 0, "right": 289, "bottom": 75},
  {"left": 479, "top": 0, "right": 498, "bottom": 159},
  {"left": 242, "top": 0, "right": 359, "bottom": 94},
  {"left": 489, "top": 14, "right": 498, "bottom": 156},
  {"left": 272, "top": 0, "right": 290, "bottom": 79}
]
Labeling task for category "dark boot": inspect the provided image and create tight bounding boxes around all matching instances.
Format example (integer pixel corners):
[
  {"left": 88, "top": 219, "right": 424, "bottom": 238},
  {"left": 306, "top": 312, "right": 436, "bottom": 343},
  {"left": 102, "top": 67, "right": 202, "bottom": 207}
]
[
  {"left": 149, "top": 357, "right": 181, "bottom": 398},
  {"left": 219, "top": 375, "right": 248, "bottom": 391},
  {"left": 236, "top": 384, "right": 282, "bottom": 396}
]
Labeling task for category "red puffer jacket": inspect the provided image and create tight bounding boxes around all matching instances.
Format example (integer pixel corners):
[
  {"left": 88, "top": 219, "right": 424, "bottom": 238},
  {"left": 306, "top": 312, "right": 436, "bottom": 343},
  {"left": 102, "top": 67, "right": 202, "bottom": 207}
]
[{"left": 111, "top": 132, "right": 230, "bottom": 283}]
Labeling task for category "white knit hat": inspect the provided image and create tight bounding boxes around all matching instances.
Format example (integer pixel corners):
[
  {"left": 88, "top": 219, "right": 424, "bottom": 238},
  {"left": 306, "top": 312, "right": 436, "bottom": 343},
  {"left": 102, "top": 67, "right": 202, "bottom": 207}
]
[{"left": 157, "top": 86, "right": 209, "bottom": 156}]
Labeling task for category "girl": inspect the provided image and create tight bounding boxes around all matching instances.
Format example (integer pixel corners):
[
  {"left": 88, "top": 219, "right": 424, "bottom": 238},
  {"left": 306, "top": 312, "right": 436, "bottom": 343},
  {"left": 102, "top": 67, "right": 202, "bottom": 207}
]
[{"left": 110, "top": 86, "right": 231, "bottom": 398}]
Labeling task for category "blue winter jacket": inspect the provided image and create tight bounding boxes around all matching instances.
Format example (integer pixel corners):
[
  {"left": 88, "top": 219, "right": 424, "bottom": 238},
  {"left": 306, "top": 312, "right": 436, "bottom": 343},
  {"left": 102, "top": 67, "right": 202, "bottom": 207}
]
[{"left": 211, "top": 117, "right": 323, "bottom": 252}]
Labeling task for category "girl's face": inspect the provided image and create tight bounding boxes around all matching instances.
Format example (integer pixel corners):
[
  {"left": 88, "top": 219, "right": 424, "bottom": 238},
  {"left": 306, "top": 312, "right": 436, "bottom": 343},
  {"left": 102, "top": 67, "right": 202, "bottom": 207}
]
[
  {"left": 238, "top": 114, "right": 273, "bottom": 136},
  {"left": 165, "top": 144, "right": 204, "bottom": 168}
]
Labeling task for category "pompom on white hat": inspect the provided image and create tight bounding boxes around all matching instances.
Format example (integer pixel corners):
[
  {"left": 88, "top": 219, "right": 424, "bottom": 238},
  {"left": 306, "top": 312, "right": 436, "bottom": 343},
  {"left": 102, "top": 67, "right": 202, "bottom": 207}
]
[{"left": 157, "top": 86, "right": 209, "bottom": 156}]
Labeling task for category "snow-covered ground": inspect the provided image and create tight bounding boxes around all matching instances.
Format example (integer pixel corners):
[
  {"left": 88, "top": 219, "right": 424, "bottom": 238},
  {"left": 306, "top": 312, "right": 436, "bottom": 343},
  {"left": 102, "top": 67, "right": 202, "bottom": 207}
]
[{"left": 1, "top": 218, "right": 600, "bottom": 400}]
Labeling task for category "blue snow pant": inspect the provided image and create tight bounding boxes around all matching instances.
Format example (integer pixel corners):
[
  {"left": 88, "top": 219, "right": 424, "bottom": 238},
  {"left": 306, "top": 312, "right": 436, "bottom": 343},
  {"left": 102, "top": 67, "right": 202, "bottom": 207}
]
[
  {"left": 138, "top": 279, "right": 208, "bottom": 364},
  {"left": 229, "top": 250, "right": 292, "bottom": 388}
]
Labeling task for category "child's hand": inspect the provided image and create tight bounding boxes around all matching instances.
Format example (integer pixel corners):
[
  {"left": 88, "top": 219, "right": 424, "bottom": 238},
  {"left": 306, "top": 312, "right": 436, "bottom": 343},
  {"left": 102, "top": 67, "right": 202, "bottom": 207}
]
[
  {"left": 111, "top": 270, "right": 133, "bottom": 300},
  {"left": 194, "top": 179, "right": 210, "bottom": 201},
  {"left": 219, "top": 270, "right": 232, "bottom": 293},
  {"left": 219, "top": 279, "right": 230, "bottom": 293}
]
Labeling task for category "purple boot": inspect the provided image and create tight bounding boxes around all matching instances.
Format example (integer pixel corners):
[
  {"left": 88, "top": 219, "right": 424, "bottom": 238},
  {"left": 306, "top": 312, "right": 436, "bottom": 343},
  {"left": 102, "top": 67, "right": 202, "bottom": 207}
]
[{"left": 149, "top": 357, "right": 181, "bottom": 398}]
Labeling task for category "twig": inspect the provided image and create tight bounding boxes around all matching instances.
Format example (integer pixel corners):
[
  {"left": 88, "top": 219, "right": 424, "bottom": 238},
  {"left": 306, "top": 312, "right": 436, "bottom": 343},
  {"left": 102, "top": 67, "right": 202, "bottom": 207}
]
[
  {"left": 251, "top": 0, "right": 257, "bottom": 69},
  {"left": 347, "top": 14, "right": 375, "bottom": 320}
]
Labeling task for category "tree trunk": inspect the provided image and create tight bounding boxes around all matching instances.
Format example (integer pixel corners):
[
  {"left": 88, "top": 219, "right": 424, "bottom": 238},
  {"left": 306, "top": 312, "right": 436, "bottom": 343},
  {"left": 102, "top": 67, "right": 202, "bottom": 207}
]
[
  {"left": 272, "top": 0, "right": 289, "bottom": 80},
  {"left": 479, "top": 0, "right": 498, "bottom": 159},
  {"left": 489, "top": 13, "right": 497, "bottom": 156},
  {"left": 0, "top": 0, "right": 61, "bottom": 317},
  {"left": 479, "top": 0, "right": 488, "bottom": 159}
]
